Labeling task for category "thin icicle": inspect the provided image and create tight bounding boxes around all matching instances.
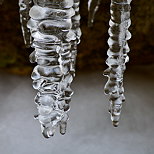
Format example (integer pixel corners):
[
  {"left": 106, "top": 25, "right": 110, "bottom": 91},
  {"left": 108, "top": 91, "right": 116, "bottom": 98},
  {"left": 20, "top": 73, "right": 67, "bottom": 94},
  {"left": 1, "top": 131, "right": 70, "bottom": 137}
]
[
  {"left": 21, "top": 0, "right": 81, "bottom": 138},
  {"left": 70, "top": 0, "right": 81, "bottom": 72},
  {"left": 19, "top": 0, "right": 33, "bottom": 47},
  {"left": 88, "top": 0, "right": 102, "bottom": 27},
  {"left": 104, "top": 0, "right": 132, "bottom": 127}
]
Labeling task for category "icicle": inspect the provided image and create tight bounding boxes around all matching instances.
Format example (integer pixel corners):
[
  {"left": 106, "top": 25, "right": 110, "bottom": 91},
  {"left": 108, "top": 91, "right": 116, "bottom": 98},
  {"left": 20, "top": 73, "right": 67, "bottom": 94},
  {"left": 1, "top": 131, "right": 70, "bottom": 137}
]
[
  {"left": 104, "top": 0, "right": 132, "bottom": 127},
  {"left": 19, "top": 0, "right": 33, "bottom": 47},
  {"left": 88, "top": 0, "right": 102, "bottom": 27},
  {"left": 24, "top": 0, "right": 81, "bottom": 138},
  {"left": 70, "top": 0, "right": 81, "bottom": 73}
]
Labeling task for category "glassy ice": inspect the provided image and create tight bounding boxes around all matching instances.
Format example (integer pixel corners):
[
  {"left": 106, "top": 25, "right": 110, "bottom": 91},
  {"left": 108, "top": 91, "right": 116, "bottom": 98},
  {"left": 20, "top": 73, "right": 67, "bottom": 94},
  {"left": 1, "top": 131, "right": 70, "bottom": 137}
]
[
  {"left": 19, "top": 0, "right": 81, "bottom": 138},
  {"left": 104, "top": 0, "right": 132, "bottom": 127},
  {"left": 88, "top": 0, "right": 101, "bottom": 27}
]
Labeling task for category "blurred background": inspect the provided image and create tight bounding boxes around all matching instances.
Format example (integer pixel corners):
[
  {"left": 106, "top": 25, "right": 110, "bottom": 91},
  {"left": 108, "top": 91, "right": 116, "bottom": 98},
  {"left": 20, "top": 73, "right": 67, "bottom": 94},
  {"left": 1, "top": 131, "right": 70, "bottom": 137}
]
[{"left": 0, "top": 0, "right": 154, "bottom": 154}]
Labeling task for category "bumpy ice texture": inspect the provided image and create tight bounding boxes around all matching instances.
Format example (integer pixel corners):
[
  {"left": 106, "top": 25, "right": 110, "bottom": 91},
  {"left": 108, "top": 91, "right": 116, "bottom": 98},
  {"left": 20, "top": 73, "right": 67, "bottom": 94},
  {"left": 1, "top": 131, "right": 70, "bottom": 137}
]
[
  {"left": 104, "top": 0, "right": 132, "bottom": 127},
  {"left": 19, "top": 0, "right": 81, "bottom": 138}
]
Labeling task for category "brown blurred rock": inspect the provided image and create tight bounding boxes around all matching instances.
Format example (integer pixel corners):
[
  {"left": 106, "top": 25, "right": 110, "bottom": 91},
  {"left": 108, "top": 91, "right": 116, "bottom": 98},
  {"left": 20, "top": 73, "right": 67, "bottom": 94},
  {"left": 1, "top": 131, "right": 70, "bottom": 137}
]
[{"left": 0, "top": 0, "right": 154, "bottom": 74}]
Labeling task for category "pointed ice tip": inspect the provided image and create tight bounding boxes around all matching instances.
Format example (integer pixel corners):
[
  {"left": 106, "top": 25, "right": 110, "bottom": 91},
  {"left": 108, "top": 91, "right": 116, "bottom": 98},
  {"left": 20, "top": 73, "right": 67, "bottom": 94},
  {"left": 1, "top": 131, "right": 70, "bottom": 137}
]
[
  {"left": 88, "top": 20, "right": 94, "bottom": 28},
  {"left": 60, "top": 123, "right": 67, "bottom": 135},
  {"left": 34, "top": 114, "right": 39, "bottom": 120},
  {"left": 42, "top": 133, "right": 51, "bottom": 139},
  {"left": 42, "top": 129, "right": 54, "bottom": 139},
  {"left": 113, "top": 121, "right": 119, "bottom": 127},
  {"left": 60, "top": 132, "right": 66, "bottom": 135}
]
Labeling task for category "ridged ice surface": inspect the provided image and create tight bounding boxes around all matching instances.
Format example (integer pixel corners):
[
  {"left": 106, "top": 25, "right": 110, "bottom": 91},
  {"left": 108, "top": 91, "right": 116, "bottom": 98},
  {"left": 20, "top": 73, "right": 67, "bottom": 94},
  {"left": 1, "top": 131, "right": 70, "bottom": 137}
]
[
  {"left": 19, "top": 0, "right": 81, "bottom": 138},
  {"left": 88, "top": 0, "right": 101, "bottom": 27},
  {"left": 104, "top": 0, "right": 132, "bottom": 127}
]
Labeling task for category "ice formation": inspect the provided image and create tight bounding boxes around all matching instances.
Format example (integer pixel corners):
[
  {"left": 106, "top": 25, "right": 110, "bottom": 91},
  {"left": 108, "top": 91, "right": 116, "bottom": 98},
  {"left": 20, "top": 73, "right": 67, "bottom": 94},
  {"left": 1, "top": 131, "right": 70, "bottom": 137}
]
[
  {"left": 19, "top": 0, "right": 81, "bottom": 138},
  {"left": 88, "top": 0, "right": 101, "bottom": 27},
  {"left": 19, "top": 0, "right": 33, "bottom": 47},
  {"left": 88, "top": 0, "right": 132, "bottom": 126},
  {"left": 104, "top": 0, "right": 132, "bottom": 127}
]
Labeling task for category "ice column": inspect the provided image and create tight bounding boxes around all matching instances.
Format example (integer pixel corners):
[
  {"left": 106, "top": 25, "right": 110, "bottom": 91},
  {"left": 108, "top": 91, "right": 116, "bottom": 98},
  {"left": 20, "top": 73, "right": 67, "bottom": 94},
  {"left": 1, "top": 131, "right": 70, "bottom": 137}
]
[
  {"left": 104, "top": 0, "right": 132, "bottom": 127},
  {"left": 88, "top": 0, "right": 102, "bottom": 27},
  {"left": 19, "top": 0, "right": 81, "bottom": 138}
]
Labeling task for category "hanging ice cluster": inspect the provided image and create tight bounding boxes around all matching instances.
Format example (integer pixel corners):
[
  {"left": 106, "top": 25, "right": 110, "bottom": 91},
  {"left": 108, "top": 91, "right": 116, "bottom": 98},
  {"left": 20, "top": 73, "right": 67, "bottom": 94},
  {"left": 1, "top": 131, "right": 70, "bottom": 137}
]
[
  {"left": 19, "top": 0, "right": 81, "bottom": 138},
  {"left": 88, "top": 0, "right": 132, "bottom": 126},
  {"left": 104, "top": 0, "right": 132, "bottom": 127}
]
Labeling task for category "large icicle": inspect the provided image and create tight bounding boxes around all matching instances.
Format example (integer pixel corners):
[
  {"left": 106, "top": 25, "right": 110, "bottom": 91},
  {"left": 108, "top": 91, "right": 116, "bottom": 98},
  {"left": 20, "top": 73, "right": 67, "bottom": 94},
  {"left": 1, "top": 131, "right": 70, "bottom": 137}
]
[
  {"left": 88, "top": 0, "right": 102, "bottom": 27},
  {"left": 21, "top": 0, "right": 81, "bottom": 138},
  {"left": 19, "top": 0, "right": 33, "bottom": 47},
  {"left": 104, "top": 0, "right": 132, "bottom": 127}
]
